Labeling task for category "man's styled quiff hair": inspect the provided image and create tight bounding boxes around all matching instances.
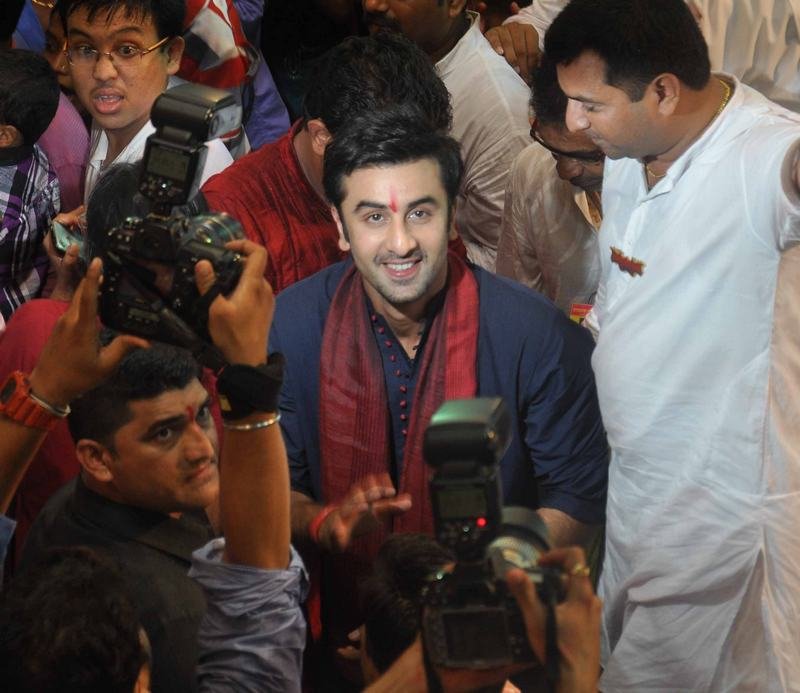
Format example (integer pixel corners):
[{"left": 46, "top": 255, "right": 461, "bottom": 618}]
[
  {"left": 323, "top": 105, "right": 463, "bottom": 213},
  {"left": 544, "top": 0, "right": 711, "bottom": 101},
  {"left": 58, "top": 0, "right": 185, "bottom": 40}
]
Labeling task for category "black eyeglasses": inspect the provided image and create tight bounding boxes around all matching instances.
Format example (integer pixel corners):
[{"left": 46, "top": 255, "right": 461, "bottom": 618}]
[{"left": 530, "top": 129, "right": 606, "bottom": 165}]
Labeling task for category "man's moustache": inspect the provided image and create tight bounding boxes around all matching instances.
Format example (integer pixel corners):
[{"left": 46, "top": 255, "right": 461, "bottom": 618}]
[{"left": 364, "top": 14, "right": 400, "bottom": 31}]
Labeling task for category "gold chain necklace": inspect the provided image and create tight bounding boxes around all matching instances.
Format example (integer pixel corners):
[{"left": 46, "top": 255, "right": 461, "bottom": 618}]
[
  {"left": 31, "top": 0, "right": 56, "bottom": 8},
  {"left": 645, "top": 78, "right": 732, "bottom": 181}
]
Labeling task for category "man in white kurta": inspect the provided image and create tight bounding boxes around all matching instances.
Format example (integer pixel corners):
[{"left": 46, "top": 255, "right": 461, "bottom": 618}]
[
  {"left": 593, "top": 76, "right": 800, "bottom": 692},
  {"left": 495, "top": 142, "right": 601, "bottom": 313},
  {"left": 507, "top": 0, "right": 800, "bottom": 112},
  {"left": 363, "top": 2, "right": 530, "bottom": 270},
  {"left": 546, "top": 0, "right": 800, "bottom": 689},
  {"left": 434, "top": 11, "right": 531, "bottom": 270}
]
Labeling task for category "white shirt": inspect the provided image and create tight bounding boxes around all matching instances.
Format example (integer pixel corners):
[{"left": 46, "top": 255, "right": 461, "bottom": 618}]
[
  {"left": 436, "top": 12, "right": 531, "bottom": 271},
  {"left": 695, "top": 0, "right": 800, "bottom": 112},
  {"left": 593, "top": 77, "right": 800, "bottom": 691},
  {"left": 495, "top": 142, "right": 601, "bottom": 313},
  {"left": 509, "top": 0, "right": 800, "bottom": 112},
  {"left": 84, "top": 121, "right": 233, "bottom": 204}
]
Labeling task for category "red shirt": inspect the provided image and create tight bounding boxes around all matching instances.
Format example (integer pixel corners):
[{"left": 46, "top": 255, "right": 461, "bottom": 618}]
[
  {"left": 201, "top": 121, "right": 346, "bottom": 293},
  {"left": 0, "top": 299, "right": 73, "bottom": 567}
]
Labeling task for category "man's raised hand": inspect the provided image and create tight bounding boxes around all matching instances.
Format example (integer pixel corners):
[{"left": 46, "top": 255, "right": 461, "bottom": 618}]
[
  {"left": 29, "top": 257, "right": 148, "bottom": 407},
  {"left": 319, "top": 473, "right": 412, "bottom": 552}
]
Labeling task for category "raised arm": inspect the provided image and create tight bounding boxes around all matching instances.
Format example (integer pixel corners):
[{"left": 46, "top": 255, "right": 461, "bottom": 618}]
[
  {"left": 195, "top": 239, "right": 288, "bottom": 570},
  {"left": 0, "top": 257, "right": 147, "bottom": 513}
]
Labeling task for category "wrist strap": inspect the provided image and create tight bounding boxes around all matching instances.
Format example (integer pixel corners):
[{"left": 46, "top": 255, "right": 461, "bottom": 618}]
[
  {"left": 309, "top": 504, "right": 337, "bottom": 546},
  {"left": 216, "top": 353, "right": 284, "bottom": 421}
]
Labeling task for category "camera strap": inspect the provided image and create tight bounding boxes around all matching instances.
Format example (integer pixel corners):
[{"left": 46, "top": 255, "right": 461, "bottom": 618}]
[
  {"left": 544, "top": 591, "right": 560, "bottom": 692},
  {"left": 420, "top": 624, "right": 444, "bottom": 693}
]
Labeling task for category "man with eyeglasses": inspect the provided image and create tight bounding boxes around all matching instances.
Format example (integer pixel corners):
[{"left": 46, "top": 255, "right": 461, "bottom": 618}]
[
  {"left": 55, "top": 0, "right": 232, "bottom": 214},
  {"left": 496, "top": 54, "right": 604, "bottom": 318}
]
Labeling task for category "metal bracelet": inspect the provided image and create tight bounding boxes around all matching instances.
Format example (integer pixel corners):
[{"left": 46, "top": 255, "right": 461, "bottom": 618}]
[
  {"left": 222, "top": 413, "right": 281, "bottom": 431},
  {"left": 28, "top": 391, "right": 70, "bottom": 418}
]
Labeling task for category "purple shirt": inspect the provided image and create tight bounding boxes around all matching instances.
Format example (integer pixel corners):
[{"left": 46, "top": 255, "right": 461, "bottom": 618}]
[{"left": 0, "top": 145, "right": 59, "bottom": 322}]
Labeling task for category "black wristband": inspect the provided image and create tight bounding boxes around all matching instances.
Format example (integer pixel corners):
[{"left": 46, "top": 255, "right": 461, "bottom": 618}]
[
  {"left": 216, "top": 352, "right": 284, "bottom": 420},
  {"left": 420, "top": 610, "right": 444, "bottom": 693}
]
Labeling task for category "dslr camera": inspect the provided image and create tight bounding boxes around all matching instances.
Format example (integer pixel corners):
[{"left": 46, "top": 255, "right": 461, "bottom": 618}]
[
  {"left": 99, "top": 84, "right": 245, "bottom": 371},
  {"left": 422, "top": 398, "right": 565, "bottom": 670}
]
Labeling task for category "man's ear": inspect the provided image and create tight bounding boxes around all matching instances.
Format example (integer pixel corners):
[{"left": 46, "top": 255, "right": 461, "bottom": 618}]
[
  {"left": 449, "top": 0, "right": 468, "bottom": 18},
  {"left": 306, "top": 118, "right": 332, "bottom": 157},
  {"left": 0, "top": 124, "right": 22, "bottom": 148},
  {"left": 447, "top": 206, "right": 458, "bottom": 241},
  {"left": 650, "top": 74, "right": 681, "bottom": 116},
  {"left": 165, "top": 36, "right": 185, "bottom": 75},
  {"left": 331, "top": 206, "right": 351, "bottom": 252},
  {"left": 75, "top": 439, "right": 116, "bottom": 483}
]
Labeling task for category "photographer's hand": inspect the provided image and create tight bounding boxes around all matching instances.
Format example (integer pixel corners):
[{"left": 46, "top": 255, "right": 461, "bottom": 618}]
[
  {"left": 317, "top": 473, "right": 412, "bottom": 553},
  {"left": 506, "top": 547, "right": 602, "bottom": 693},
  {"left": 29, "top": 257, "right": 149, "bottom": 408},
  {"left": 194, "top": 239, "right": 273, "bottom": 367},
  {"left": 195, "top": 241, "right": 291, "bottom": 570},
  {"left": 1, "top": 258, "right": 148, "bottom": 512}
]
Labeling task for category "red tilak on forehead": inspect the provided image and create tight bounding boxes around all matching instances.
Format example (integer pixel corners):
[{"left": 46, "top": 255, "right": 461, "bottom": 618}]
[
  {"left": 186, "top": 405, "right": 196, "bottom": 421},
  {"left": 389, "top": 188, "right": 398, "bottom": 214}
]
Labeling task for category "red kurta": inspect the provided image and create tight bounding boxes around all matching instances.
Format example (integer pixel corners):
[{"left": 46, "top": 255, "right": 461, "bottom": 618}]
[{"left": 201, "top": 121, "right": 346, "bottom": 293}]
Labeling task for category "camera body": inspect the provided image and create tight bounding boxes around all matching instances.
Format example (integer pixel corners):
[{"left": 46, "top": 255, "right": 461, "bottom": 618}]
[
  {"left": 99, "top": 84, "right": 244, "bottom": 369},
  {"left": 422, "top": 398, "right": 565, "bottom": 669}
]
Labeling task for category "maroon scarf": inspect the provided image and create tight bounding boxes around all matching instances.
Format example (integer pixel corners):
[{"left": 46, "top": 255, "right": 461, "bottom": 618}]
[{"left": 315, "top": 252, "right": 479, "bottom": 643}]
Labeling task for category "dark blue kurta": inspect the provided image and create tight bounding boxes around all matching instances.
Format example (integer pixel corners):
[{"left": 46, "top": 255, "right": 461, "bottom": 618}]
[{"left": 270, "top": 259, "right": 608, "bottom": 524}]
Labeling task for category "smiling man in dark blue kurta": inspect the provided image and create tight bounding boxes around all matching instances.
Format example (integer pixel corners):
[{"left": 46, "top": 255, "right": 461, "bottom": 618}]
[{"left": 269, "top": 107, "right": 609, "bottom": 658}]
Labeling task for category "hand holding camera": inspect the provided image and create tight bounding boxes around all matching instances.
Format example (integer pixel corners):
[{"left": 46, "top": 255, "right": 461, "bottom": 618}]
[
  {"left": 506, "top": 546, "right": 601, "bottom": 693},
  {"left": 29, "top": 258, "right": 149, "bottom": 409},
  {"left": 195, "top": 239, "right": 273, "bottom": 368}
]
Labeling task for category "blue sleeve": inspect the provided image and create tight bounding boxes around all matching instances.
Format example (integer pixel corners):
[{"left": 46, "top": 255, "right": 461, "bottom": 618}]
[
  {"left": 0, "top": 515, "right": 16, "bottom": 587},
  {"left": 522, "top": 314, "right": 608, "bottom": 524},
  {"left": 269, "top": 312, "right": 315, "bottom": 499},
  {"left": 13, "top": 3, "right": 45, "bottom": 52},
  {"left": 190, "top": 539, "right": 308, "bottom": 693}
]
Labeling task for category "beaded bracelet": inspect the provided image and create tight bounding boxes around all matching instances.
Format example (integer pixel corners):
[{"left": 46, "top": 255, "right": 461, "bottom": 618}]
[{"left": 221, "top": 412, "right": 281, "bottom": 431}]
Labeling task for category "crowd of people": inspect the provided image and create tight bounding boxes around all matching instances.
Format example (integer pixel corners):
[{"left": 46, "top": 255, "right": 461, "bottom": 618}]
[{"left": 0, "top": 0, "right": 798, "bottom": 691}]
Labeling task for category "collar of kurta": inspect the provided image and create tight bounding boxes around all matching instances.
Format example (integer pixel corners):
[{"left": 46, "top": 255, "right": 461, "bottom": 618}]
[{"left": 638, "top": 74, "right": 754, "bottom": 197}]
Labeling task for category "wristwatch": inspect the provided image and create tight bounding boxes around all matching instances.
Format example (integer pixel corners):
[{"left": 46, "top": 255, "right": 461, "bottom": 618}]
[{"left": 0, "top": 371, "right": 70, "bottom": 431}]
